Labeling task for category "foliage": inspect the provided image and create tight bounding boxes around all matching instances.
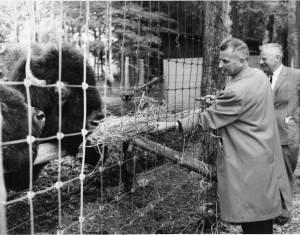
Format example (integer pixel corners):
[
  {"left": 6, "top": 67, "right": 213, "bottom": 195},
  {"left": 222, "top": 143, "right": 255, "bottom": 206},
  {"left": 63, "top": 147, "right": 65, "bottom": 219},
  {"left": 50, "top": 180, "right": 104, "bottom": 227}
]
[
  {"left": 0, "top": 7, "right": 13, "bottom": 42},
  {"left": 234, "top": 0, "right": 296, "bottom": 44},
  {"left": 0, "top": 2, "right": 29, "bottom": 43},
  {"left": 102, "top": 1, "right": 175, "bottom": 59},
  {"left": 157, "top": 1, "right": 203, "bottom": 36}
]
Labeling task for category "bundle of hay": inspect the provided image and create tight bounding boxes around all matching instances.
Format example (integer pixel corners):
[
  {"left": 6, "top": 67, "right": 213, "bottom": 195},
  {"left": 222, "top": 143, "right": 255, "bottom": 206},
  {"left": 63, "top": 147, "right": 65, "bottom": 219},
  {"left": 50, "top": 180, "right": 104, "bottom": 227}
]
[{"left": 86, "top": 94, "right": 195, "bottom": 148}]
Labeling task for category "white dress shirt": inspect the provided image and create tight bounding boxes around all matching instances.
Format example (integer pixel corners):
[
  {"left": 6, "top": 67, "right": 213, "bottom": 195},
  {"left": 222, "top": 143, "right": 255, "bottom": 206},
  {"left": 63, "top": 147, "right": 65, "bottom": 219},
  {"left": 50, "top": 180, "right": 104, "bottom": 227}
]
[{"left": 271, "top": 64, "right": 283, "bottom": 90}]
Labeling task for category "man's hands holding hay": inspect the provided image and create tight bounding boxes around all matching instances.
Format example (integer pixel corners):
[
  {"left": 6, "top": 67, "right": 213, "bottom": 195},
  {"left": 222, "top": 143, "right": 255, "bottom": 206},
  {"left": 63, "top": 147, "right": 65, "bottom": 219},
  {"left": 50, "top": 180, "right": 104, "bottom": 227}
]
[
  {"left": 196, "top": 94, "right": 216, "bottom": 106},
  {"left": 204, "top": 94, "right": 216, "bottom": 105}
]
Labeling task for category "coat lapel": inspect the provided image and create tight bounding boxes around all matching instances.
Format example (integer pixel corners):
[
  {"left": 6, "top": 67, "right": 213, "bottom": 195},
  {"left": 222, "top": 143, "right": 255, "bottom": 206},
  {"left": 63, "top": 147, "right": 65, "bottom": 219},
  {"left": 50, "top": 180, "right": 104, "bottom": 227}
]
[{"left": 273, "top": 66, "right": 287, "bottom": 93}]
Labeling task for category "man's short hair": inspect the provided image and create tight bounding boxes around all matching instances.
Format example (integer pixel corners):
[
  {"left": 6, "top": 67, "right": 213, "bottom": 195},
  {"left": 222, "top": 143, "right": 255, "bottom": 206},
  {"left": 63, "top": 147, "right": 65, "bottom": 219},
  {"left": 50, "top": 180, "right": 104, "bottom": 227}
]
[
  {"left": 259, "top": 43, "right": 283, "bottom": 57},
  {"left": 220, "top": 37, "right": 249, "bottom": 61}
]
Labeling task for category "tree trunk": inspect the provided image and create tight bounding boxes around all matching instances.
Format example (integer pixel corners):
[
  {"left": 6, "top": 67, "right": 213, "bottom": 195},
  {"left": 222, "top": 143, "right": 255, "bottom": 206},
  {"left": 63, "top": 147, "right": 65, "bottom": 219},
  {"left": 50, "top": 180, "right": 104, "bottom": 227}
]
[
  {"left": 263, "top": 15, "right": 275, "bottom": 44},
  {"left": 12, "top": 1, "right": 18, "bottom": 42},
  {"left": 50, "top": 1, "right": 55, "bottom": 43},
  {"left": 201, "top": 1, "right": 226, "bottom": 96},
  {"left": 28, "top": 1, "right": 36, "bottom": 43},
  {"left": 222, "top": 0, "right": 231, "bottom": 39},
  {"left": 108, "top": 2, "right": 113, "bottom": 81},
  {"left": 78, "top": 27, "right": 82, "bottom": 47},
  {"left": 293, "top": 1, "right": 300, "bottom": 68},
  {"left": 230, "top": 1, "right": 238, "bottom": 37},
  {"left": 35, "top": 1, "right": 42, "bottom": 43}
]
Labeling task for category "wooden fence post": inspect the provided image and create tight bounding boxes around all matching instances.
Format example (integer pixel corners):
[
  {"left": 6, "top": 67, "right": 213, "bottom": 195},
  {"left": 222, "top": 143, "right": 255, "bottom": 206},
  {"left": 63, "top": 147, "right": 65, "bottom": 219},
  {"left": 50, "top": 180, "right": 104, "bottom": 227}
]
[
  {"left": 138, "top": 59, "right": 145, "bottom": 88},
  {"left": 124, "top": 56, "right": 130, "bottom": 90}
]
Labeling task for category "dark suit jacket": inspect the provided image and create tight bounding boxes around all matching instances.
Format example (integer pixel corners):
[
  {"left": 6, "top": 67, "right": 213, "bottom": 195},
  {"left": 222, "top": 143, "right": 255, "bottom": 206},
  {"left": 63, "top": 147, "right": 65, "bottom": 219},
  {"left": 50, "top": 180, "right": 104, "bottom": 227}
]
[{"left": 273, "top": 66, "right": 300, "bottom": 145}]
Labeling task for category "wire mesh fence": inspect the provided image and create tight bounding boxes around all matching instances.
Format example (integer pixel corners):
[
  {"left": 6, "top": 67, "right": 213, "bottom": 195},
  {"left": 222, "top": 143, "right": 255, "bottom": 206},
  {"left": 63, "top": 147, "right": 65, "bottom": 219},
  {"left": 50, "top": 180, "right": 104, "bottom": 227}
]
[{"left": 0, "top": 1, "right": 298, "bottom": 234}]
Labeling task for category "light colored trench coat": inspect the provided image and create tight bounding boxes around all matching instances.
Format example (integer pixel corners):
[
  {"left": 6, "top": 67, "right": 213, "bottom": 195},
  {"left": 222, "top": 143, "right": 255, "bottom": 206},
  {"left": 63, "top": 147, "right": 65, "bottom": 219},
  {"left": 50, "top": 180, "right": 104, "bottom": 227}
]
[{"left": 180, "top": 66, "right": 292, "bottom": 223}]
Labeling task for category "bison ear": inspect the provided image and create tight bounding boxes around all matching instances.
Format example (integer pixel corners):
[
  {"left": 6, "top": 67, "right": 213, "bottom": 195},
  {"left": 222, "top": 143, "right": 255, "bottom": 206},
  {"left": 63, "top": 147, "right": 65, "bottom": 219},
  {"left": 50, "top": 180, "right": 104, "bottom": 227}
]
[
  {"left": 0, "top": 102, "right": 7, "bottom": 112},
  {"left": 0, "top": 44, "right": 6, "bottom": 54},
  {"left": 54, "top": 82, "right": 71, "bottom": 105}
]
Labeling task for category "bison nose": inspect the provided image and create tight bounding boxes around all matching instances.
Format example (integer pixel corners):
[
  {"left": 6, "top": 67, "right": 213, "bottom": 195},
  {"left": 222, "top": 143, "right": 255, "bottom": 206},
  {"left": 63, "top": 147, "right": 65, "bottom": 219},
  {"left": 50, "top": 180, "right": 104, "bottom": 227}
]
[{"left": 87, "top": 111, "right": 104, "bottom": 131}]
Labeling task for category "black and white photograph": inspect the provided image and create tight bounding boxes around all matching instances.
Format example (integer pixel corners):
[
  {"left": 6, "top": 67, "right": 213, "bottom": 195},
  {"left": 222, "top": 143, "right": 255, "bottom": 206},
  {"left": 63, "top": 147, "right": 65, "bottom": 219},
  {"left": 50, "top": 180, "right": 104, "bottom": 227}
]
[{"left": 0, "top": 1, "right": 299, "bottom": 234}]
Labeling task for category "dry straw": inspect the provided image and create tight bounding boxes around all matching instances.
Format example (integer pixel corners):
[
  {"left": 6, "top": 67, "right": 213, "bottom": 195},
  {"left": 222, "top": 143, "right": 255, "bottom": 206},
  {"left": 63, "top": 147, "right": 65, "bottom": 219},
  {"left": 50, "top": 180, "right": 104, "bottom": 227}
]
[{"left": 86, "top": 94, "right": 196, "bottom": 148}]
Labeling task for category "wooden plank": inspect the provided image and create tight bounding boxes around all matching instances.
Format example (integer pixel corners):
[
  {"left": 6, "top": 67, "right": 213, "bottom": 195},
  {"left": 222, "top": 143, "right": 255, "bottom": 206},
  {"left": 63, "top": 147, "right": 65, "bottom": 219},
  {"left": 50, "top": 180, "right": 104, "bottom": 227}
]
[
  {"left": 134, "top": 137, "right": 217, "bottom": 181},
  {"left": 135, "top": 76, "right": 162, "bottom": 92}
]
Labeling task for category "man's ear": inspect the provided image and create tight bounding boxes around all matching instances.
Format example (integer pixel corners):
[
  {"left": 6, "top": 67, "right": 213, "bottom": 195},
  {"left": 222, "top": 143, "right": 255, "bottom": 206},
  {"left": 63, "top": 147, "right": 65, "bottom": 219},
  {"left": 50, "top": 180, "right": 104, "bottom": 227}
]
[
  {"left": 276, "top": 55, "right": 281, "bottom": 61},
  {"left": 239, "top": 57, "right": 246, "bottom": 66}
]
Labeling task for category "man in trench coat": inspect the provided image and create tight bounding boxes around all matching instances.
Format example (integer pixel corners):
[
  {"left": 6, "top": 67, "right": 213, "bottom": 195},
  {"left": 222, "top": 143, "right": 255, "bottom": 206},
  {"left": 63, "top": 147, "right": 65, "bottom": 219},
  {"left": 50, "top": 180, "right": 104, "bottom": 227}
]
[
  {"left": 156, "top": 38, "right": 292, "bottom": 233},
  {"left": 259, "top": 43, "right": 300, "bottom": 224}
]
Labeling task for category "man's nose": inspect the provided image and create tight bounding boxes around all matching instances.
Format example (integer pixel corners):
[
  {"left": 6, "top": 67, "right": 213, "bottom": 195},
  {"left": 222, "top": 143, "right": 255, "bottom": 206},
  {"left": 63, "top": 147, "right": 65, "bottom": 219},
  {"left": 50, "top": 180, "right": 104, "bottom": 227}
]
[{"left": 218, "top": 61, "right": 223, "bottom": 68}]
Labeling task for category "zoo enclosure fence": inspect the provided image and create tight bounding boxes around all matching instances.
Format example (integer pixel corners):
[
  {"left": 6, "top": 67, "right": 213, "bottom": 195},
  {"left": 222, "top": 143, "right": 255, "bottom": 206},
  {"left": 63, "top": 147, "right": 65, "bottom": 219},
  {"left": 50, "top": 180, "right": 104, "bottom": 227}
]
[{"left": 0, "top": 1, "right": 299, "bottom": 234}]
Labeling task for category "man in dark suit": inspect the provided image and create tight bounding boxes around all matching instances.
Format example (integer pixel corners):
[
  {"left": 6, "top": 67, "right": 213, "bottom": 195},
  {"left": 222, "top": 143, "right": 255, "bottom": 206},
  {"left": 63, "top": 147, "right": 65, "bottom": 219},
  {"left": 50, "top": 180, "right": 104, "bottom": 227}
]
[{"left": 260, "top": 43, "right": 300, "bottom": 224}]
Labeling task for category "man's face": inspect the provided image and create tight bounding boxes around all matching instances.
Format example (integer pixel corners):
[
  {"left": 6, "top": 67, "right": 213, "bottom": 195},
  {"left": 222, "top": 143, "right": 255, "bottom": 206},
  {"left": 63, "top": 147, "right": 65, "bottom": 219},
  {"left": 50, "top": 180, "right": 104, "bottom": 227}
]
[
  {"left": 218, "top": 47, "right": 244, "bottom": 77},
  {"left": 259, "top": 48, "right": 280, "bottom": 74}
]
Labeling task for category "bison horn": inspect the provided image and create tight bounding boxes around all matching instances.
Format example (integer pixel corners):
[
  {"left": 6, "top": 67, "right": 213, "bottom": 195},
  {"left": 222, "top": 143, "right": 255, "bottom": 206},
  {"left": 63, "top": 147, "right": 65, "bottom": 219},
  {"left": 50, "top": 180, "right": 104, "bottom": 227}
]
[{"left": 25, "top": 46, "right": 46, "bottom": 87}]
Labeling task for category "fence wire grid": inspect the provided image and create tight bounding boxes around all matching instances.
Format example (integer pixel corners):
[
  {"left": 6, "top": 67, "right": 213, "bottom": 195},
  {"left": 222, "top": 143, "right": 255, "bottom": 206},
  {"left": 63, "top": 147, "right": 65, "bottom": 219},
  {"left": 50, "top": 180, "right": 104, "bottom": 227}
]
[{"left": 0, "top": 1, "right": 298, "bottom": 234}]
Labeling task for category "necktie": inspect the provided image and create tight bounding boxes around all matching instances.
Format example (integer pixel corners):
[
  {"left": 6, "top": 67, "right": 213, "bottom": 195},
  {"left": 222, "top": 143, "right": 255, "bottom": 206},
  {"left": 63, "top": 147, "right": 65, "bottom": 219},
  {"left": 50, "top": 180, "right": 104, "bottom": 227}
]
[{"left": 269, "top": 73, "right": 273, "bottom": 84}]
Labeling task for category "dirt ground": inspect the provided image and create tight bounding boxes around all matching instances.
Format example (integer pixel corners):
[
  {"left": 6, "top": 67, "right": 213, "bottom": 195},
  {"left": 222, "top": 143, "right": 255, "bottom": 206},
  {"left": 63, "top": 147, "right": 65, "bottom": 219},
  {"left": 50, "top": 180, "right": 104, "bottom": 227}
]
[
  {"left": 5, "top": 81, "right": 300, "bottom": 234},
  {"left": 6, "top": 149, "right": 300, "bottom": 234}
]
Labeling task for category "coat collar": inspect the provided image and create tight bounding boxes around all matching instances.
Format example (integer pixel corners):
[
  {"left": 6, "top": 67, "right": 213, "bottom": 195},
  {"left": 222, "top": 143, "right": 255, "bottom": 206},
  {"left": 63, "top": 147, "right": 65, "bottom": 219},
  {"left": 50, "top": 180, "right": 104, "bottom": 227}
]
[
  {"left": 273, "top": 65, "right": 287, "bottom": 93},
  {"left": 226, "top": 66, "right": 252, "bottom": 87}
]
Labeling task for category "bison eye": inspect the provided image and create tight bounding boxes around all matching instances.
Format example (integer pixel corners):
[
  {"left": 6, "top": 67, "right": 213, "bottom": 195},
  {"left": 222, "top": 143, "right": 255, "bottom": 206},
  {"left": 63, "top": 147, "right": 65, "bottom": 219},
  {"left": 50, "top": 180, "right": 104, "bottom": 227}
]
[
  {"left": 36, "top": 111, "right": 45, "bottom": 121},
  {"left": 90, "top": 120, "right": 100, "bottom": 128},
  {"left": 32, "top": 107, "right": 46, "bottom": 132},
  {"left": 86, "top": 111, "right": 104, "bottom": 130}
]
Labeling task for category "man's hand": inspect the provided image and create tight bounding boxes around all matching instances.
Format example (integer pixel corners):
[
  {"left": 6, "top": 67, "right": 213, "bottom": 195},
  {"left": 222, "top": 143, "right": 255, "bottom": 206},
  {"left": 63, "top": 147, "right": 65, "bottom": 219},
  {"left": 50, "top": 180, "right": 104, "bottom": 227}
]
[
  {"left": 204, "top": 94, "right": 216, "bottom": 105},
  {"left": 154, "top": 121, "right": 178, "bottom": 132},
  {"left": 196, "top": 94, "right": 217, "bottom": 106}
]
